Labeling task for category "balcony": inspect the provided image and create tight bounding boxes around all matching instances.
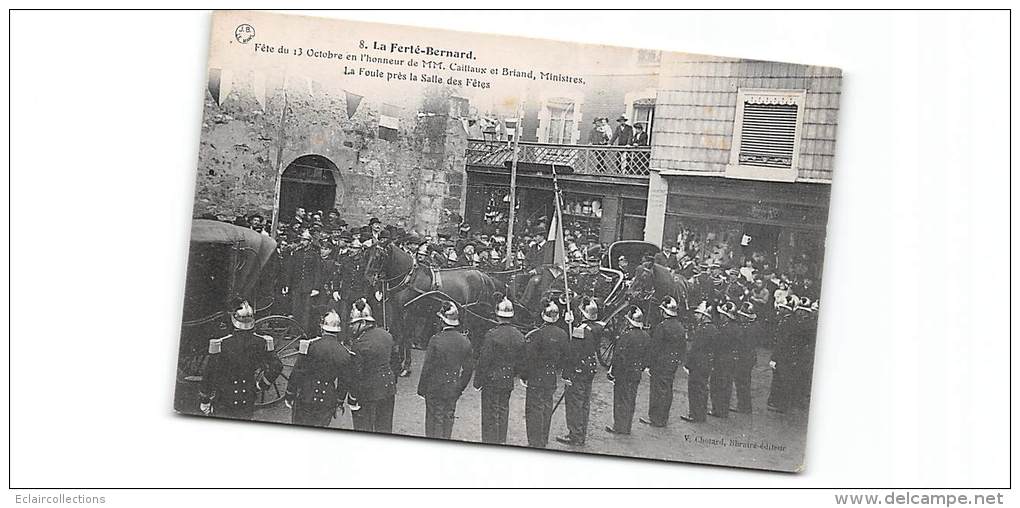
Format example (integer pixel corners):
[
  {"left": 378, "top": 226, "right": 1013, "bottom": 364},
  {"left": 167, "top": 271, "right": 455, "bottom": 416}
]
[{"left": 466, "top": 139, "right": 652, "bottom": 178}]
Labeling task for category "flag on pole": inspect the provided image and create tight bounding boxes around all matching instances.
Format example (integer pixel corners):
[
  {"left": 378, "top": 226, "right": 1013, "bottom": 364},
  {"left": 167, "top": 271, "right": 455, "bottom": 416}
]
[{"left": 548, "top": 194, "right": 567, "bottom": 268}]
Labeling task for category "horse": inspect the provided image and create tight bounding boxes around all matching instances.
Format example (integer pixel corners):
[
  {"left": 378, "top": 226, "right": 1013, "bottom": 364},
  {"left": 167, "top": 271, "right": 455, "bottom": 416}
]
[{"left": 362, "top": 240, "right": 504, "bottom": 373}]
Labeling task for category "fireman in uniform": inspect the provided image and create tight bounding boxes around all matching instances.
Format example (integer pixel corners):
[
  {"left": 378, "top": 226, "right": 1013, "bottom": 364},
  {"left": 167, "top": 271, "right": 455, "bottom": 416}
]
[
  {"left": 347, "top": 299, "right": 397, "bottom": 433},
  {"left": 788, "top": 297, "right": 817, "bottom": 410},
  {"left": 199, "top": 302, "right": 283, "bottom": 420},
  {"left": 285, "top": 310, "right": 354, "bottom": 427},
  {"left": 709, "top": 300, "right": 738, "bottom": 418},
  {"left": 417, "top": 301, "right": 475, "bottom": 439},
  {"left": 285, "top": 230, "right": 324, "bottom": 334},
  {"left": 680, "top": 301, "right": 717, "bottom": 423},
  {"left": 640, "top": 296, "right": 687, "bottom": 428},
  {"left": 523, "top": 302, "right": 567, "bottom": 448},
  {"left": 605, "top": 306, "right": 651, "bottom": 435},
  {"left": 335, "top": 232, "right": 360, "bottom": 333},
  {"left": 767, "top": 295, "right": 797, "bottom": 413},
  {"left": 556, "top": 297, "right": 602, "bottom": 446},
  {"left": 474, "top": 297, "right": 525, "bottom": 444},
  {"left": 731, "top": 301, "right": 758, "bottom": 414}
]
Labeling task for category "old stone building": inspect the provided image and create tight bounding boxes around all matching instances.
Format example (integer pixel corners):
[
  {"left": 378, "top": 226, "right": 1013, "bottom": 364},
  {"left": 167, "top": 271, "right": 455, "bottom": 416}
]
[{"left": 193, "top": 68, "right": 467, "bottom": 235}]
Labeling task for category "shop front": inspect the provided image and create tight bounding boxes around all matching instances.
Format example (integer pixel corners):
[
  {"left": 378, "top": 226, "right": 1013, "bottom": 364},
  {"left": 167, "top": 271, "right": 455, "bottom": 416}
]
[
  {"left": 464, "top": 167, "right": 648, "bottom": 244},
  {"left": 658, "top": 174, "right": 830, "bottom": 279}
]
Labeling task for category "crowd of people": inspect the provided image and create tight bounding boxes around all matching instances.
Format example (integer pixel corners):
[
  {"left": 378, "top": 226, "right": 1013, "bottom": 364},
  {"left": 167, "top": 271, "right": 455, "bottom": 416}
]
[{"left": 195, "top": 206, "right": 820, "bottom": 449}]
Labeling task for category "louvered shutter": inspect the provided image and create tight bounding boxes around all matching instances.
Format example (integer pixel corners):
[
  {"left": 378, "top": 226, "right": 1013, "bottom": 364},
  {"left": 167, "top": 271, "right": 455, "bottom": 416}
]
[{"left": 737, "top": 102, "right": 798, "bottom": 169}]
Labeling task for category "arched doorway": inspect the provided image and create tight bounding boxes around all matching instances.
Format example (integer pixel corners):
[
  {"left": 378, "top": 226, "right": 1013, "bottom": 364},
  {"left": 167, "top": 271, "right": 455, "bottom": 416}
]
[{"left": 279, "top": 155, "right": 338, "bottom": 220}]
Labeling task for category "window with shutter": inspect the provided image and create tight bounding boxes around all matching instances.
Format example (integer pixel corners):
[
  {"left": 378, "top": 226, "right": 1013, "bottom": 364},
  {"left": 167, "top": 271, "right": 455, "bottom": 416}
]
[{"left": 727, "top": 89, "right": 806, "bottom": 182}]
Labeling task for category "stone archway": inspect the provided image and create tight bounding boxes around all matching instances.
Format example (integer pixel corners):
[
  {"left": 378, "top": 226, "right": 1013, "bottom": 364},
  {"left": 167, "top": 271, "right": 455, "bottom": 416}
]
[{"left": 279, "top": 155, "right": 339, "bottom": 220}]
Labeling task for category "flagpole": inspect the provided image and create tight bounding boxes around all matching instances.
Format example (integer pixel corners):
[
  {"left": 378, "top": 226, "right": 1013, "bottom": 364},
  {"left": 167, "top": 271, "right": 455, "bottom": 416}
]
[
  {"left": 504, "top": 100, "right": 523, "bottom": 269},
  {"left": 270, "top": 86, "right": 289, "bottom": 240},
  {"left": 551, "top": 165, "right": 572, "bottom": 335}
]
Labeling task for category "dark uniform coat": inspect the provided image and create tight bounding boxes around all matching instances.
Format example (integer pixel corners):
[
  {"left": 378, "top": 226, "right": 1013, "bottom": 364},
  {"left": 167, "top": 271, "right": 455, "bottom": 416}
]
[
  {"left": 286, "top": 244, "right": 325, "bottom": 333},
  {"left": 731, "top": 321, "right": 758, "bottom": 413},
  {"left": 709, "top": 318, "right": 738, "bottom": 417},
  {"left": 767, "top": 313, "right": 797, "bottom": 411},
  {"left": 349, "top": 325, "right": 396, "bottom": 433},
  {"left": 523, "top": 323, "right": 567, "bottom": 447},
  {"left": 418, "top": 326, "right": 475, "bottom": 439},
  {"left": 686, "top": 320, "right": 717, "bottom": 422},
  {"left": 561, "top": 320, "right": 602, "bottom": 444},
  {"left": 200, "top": 330, "right": 282, "bottom": 419},
  {"left": 609, "top": 325, "right": 651, "bottom": 434},
  {"left": 474, "top": 324, "right": 526, "bottom": 392},
  {"left": 769, "top": 312, "right": 815, "bottom": 411},
  {"left": 286, "top": 332, "right": 354, "bottom": 427},
  {"left": 647, "top": 316, "right": 686, "bottom": 426},
  {"left": 474, "top": 323, "right": 526, "bottom": 444}
]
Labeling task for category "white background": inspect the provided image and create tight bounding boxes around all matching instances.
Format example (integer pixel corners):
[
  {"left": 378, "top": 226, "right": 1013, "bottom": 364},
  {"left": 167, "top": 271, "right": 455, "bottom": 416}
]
[{"left": 3, "top": 7, "right": 1015, "bottom": 498}]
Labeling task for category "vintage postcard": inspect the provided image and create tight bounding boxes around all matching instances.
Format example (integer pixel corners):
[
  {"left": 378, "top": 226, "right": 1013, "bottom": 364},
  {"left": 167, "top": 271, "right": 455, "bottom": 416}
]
[{"left": 174, "top": 10, "right": 840, "bottom": 472}]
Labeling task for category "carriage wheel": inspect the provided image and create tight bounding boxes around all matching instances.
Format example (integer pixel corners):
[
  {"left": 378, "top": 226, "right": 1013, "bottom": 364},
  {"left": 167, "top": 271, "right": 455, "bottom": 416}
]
[
  {"left": 253, "top": 315, "right": 307, "bottom": 406},
  {"left": 177, "top": 353, "right": 209, "bottom": 383},
  {"left": 597, "top": 336, "right": 616, "bottom": 368},
  {"left": 597, "top": 308, "right": 629, "bottom": 367}
]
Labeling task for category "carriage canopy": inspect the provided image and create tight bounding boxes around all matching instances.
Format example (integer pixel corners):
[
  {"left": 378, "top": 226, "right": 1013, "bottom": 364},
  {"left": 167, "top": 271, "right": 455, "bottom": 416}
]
[
  {"left": 182, "top": 219, "right": 278, "bottom": 324},
  {"left": 600, "top": 240, "right": 661, "bottom": 271}
]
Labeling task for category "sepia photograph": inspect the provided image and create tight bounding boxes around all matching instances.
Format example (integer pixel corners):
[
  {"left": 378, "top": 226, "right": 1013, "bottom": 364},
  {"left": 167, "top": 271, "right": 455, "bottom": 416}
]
[
  {"left": 8, "top": 5, "right": 1013, "bottom": 498},
  {"left": 172, "top": 10, "right": 840, "bottom": 472}
]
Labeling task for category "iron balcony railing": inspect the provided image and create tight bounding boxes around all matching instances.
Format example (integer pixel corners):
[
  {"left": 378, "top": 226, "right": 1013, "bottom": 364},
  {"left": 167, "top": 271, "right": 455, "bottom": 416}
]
[{"left": 466, "top": 139, "right": 652, "bottom": 177}]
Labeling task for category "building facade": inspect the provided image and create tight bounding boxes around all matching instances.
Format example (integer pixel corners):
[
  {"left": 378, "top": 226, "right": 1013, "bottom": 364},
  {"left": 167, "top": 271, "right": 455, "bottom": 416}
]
[
  {"left": 464, "top": 52, "right": 840, "bottom": 278},
  {"left": 463, "top": 48, "right": 662, "bottom": 243},
  {"left": 194, "top": 69, "right": 468, "bottom": 235},
  {"left": 645, "top": 54, "right": 840, "bottom": 277}
]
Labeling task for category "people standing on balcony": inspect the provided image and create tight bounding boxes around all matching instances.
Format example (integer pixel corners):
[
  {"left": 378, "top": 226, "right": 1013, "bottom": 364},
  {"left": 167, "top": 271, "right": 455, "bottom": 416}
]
[
  {"left": 598, "top": 117, "right": 613, "bottom": 142},
  {"left": 609, "top": 115, "right": 633, "bottom": 146},
  {"left": 609, "top": 115, "right": 634, "bottom": 173},
  {"left": 588, "top": 118, "right": 610, "bottom": 172},
  {"left": 631, "top": 123, "right": 649, "bottom": 147},
  {"left": 630, "top": 123, "right": 651, "bottom": 174},
  {"left": 588, "top": 117, "right": 609, "bottom": 145}
]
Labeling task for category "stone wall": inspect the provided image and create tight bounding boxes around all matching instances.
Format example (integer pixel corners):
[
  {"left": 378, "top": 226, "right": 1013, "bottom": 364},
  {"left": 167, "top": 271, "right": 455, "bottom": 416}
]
[{"left": 192, "top": 69, "right": 465, "bottom": 234}]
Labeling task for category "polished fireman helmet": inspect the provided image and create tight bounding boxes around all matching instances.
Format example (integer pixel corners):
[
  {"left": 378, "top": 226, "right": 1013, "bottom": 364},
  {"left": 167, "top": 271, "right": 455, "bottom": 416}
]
[
  {"left": 580, "top": 297, "right": 599, "bottom": 321},
  {"left": 541, "top": 302, "right": 560, "bottom": 324},
  {"left": 659, "top": 296, "right": 680, "bottom": 317},
  {"left": 349, "top": 298, "right": 375, "bottom": 324},
  {"left": 495, "top": 297, "right": 515, "bottom": 319},
  {"left": 321, "top": 310, "right": 343, "bottom": 333},
  {"left": 795, "top": 297, "right": 814, "bottom": 313},
  {"left": 775, "top": 295, "right": 793, "bottom": 312},
  {"left": 718, "top": 301, "right": 737, "bottom": 320},
  {"left": 231, "top": 301, "right": 256, "bottom": 330},
  {"left": 738, "top": 301, "right": 757, "bottom": 321},
  {"left": 624, "top": 306, "right": 644, "bottom": 328},
  {"left": 438, "top": 301, "right": 460, "bottom": 326},
  {"left": 693, "top": 300, "right": 713, "bottom": 320}
]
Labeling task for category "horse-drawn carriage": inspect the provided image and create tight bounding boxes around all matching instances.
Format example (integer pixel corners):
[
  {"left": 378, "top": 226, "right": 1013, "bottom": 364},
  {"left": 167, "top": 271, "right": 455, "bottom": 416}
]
[
  {"left": 359, "top": 235, "right": 687, "bottom": 373},
  {"left": 175, "top": 219, "right": 306, "bottom": 410},
  {"left": 488, "top": 240, "right": 685, "bottom": 367}
]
